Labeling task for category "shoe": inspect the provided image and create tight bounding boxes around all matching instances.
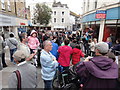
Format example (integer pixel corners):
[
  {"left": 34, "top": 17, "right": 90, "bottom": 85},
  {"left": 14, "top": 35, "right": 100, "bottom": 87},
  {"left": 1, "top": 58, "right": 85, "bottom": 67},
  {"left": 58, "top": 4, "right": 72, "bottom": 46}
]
[{"left": 3, "top": 65, "right": 7, "bottom": 68}]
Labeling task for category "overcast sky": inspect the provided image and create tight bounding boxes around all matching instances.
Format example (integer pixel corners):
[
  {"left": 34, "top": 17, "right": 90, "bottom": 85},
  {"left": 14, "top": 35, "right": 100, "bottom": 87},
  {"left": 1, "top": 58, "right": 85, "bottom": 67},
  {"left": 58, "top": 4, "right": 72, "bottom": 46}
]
[{"left": 26, "top": 0, "right": 83, "bottom": 15}]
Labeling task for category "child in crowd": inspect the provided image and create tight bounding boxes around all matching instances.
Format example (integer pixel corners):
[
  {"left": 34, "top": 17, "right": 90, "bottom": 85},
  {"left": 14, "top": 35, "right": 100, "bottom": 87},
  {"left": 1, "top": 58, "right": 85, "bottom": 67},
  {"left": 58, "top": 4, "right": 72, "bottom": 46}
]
[
  {"left": 28, "top": 30, "right": 40, "bottom": 66},
  {"left": 88, "top": 39, "right": 95, "bottom": 56},
  {"left": 72, "top": 44, "right": 84, "bottom": 65}
]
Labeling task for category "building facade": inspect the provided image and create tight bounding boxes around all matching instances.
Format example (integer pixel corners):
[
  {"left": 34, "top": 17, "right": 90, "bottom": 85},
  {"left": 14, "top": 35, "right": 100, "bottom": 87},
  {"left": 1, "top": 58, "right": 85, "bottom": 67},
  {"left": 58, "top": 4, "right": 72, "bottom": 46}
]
[
  {"left": 82, "top": 0, "right": 120, "bottom": 42},
  {"left": 0, "top": 0, "right": 30, "bottom": 38},
  {"left": 29, "top": 1, "right": 77, "bottom": 31},
  {"left": 51, "top": 2, "right": 71, "bottom": 31}
]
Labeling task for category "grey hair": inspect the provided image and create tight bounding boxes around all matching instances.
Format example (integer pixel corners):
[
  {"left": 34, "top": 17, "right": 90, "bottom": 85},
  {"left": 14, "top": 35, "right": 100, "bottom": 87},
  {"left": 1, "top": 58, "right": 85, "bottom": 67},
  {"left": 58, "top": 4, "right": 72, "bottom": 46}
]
[{"left": 43, "top": 40, "right": 51, "bottom": 48}]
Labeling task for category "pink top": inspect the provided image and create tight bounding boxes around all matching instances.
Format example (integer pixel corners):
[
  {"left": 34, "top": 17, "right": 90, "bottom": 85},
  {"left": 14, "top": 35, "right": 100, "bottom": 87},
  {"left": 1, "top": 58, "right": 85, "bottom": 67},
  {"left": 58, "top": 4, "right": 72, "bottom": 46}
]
[
  {"left": 58, "top": 45, "right": 72, "bottom": 67},
  {"left": 28, "top": 36, "right": 40, "bottom": 49}
]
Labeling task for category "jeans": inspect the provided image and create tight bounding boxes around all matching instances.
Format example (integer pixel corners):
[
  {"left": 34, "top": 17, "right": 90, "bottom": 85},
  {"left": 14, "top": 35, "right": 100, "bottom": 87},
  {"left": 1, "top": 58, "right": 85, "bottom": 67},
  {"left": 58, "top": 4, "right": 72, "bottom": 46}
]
[
  {"left": 10, "top": 48, "right": 17, "bottom": 62},
  {"left": 44, "top": 80, "right": 53, "bottom": 90}
]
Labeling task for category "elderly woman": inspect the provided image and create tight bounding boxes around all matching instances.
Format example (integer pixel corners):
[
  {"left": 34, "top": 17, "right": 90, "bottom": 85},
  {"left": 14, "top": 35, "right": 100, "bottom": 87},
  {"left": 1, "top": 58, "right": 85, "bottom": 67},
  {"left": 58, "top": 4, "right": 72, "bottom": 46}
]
[{"left": 40, "top": 40, "right": 58, "bottom": 90}]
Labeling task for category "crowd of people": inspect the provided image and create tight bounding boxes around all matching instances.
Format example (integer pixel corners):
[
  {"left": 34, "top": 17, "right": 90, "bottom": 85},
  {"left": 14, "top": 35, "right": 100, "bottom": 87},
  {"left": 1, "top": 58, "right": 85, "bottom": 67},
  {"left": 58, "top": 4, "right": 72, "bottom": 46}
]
[{"left": 0, "top": 27, "right": 120, "bottom": 89}]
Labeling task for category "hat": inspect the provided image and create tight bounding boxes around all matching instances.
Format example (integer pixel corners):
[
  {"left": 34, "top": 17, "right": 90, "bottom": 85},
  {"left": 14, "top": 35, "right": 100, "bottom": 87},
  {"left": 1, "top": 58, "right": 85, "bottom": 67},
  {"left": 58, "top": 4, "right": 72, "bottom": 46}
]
[
  {"left": 30, "top": 30, "right": 37, "bottom": 36},
  {"left": 95, "top": 42, "right": 109, "bottom": 54},
  {"left": 13, "top": 50, "right": 27, "bottom": 61}
]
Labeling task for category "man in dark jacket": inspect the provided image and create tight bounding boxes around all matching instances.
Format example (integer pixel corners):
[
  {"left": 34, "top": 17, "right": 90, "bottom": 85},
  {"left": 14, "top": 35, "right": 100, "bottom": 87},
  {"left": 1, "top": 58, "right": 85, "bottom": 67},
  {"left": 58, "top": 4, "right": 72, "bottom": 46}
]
[{"left": 76, "top": 42, "right": 118, "bottom": 89}]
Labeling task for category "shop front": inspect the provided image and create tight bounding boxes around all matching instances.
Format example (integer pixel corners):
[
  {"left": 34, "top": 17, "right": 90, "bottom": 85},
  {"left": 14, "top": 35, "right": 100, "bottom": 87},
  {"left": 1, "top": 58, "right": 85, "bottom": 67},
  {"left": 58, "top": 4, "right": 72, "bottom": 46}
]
[
  {"left": 16, "top": 18, "right": 28, "bottom": 37},
  {"left": 103, "top": 19, "right": 120, "bottom": 43},
  {"left": 0, "top": 14, "right": 16, "bottom": 38},
  {"left": 81, "top": 6, "right": 120, "bottom": 42}
]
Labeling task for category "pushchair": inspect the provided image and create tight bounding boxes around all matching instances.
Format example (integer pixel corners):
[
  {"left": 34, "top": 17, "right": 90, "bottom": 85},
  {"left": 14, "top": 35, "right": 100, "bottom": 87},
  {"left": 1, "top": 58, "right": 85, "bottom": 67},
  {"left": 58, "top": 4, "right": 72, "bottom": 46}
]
[{"left": 52, "top": 64, "right": 81, "bottom": 90}]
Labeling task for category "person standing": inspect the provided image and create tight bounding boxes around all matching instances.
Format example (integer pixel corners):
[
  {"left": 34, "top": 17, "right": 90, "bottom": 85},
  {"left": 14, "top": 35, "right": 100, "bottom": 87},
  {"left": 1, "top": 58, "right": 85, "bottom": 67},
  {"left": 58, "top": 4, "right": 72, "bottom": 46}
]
[
  {"left": 88, "top": 39, "right": 95, "bottom": 56},
  {"left": 58, "top": 38, "right": 72, "bottom": 70},
  {"left": 82, "top": 34, "right": 89, "bottom": 55},
  {"left": 40, "top": 40, "right": 58, "bottom": 90},
  {"left": 48, "top": 36, "right": 59, "bottom": 60},
  {"left": 76, "top": 42, "right": 118, "bottom": 89},
  {"left": 72, "top": 44, "right": 84, "bottom": 65},
  {"left": 18, "top": 33, "right": 37, "bottom": 61},
  {"left": 1, "top": 32, "right": 7, "bottom": 68},
  {"left": 0, "top": 33, "right": 3, "bottom": 70},
  {"left": 6, "top": 32, "right": 18, "bottom": 63},
  {"left": 8, "top": 50, "right": 37, "bottom": 88}
]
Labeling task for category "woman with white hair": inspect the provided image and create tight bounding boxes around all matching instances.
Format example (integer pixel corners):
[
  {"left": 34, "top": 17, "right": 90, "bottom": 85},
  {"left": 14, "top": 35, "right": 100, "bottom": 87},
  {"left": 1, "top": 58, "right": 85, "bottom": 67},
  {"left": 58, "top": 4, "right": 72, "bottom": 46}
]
[{"left": 40, "top": 40, "right": 58, "bottom": 90}]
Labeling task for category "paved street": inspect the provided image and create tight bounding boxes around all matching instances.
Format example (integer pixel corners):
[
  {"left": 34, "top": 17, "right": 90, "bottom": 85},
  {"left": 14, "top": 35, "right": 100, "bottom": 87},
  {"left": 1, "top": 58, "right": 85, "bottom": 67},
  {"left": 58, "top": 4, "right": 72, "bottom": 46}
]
[{"left": 0, "top": 47, "right": 44, "bottom": 89}]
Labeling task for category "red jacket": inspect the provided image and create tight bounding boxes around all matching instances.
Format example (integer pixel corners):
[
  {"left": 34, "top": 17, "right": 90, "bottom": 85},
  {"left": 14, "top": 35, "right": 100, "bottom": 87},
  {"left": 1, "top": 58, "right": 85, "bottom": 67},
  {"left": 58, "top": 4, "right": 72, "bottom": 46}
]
[
  {"left": 58, "top": 45, "right": 72, "bottom": 67},
  {"left": 72, "top": 48, "right": 84, "bottom": 65}
]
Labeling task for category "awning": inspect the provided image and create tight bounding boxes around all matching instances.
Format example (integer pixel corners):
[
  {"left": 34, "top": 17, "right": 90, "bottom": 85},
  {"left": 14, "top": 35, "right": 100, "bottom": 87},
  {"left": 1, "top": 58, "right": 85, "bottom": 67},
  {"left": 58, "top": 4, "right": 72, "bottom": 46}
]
[{"left": 53, "top": 26, "right": 65, "bottom": 29}]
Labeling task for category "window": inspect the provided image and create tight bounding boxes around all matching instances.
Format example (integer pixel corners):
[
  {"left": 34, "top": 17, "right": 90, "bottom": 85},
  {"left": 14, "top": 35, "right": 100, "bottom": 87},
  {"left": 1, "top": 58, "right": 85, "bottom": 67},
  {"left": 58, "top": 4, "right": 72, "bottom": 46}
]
[
  {"left": 25, "top": 14, "right": 27, "bottom": 19},
  {"left": 87, "top": 0, "right": 90, "bottom": 11},
  {"left": 54, "top": 11, "right": 56, "bottom": 15},
  {"left": 8, "top": 0, "right": 11, "bottom": 11},
  {"left": 1, "top": 0, "right": 5, "bottom": 10},
  {"left": 95, "top": 0, "right": 97, "bottom": 9},
  {"left": 62, "top": 18, "right": 64, "bottom": 23},
  {"left": 62, "top": 11, "right": 64, "bottom": 15},
  {"left": 54, "top": 18, "right": 56, "bottom": 23}
]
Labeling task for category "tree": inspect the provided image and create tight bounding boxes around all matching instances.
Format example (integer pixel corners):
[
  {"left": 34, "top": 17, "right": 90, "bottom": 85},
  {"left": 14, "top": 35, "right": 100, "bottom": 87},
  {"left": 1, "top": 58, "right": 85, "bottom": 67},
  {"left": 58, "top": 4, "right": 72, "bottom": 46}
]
[{"left": 33, "top": 3, "right": 52, "bottom": 26}]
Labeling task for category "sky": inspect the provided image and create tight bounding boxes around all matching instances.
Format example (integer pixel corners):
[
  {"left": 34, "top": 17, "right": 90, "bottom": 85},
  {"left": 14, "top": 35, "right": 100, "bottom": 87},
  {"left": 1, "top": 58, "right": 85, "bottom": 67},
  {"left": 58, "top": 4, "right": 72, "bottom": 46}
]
[{"left": 26, "top": 0, "right": 83, "bottom": 15}]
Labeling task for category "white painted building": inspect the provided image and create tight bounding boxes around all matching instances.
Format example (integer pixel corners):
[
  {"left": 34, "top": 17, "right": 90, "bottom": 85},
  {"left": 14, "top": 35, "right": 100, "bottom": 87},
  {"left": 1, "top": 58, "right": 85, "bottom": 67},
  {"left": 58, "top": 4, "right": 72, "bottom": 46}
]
[
  {"left": 51, "top": 2, "right": 72, "bottom": 30},
  {"left": 83, "top": 0, "right": 119, "bottom": 14},
  {"left": 29, "top": 1, "right": 75, "bottom": 31}
]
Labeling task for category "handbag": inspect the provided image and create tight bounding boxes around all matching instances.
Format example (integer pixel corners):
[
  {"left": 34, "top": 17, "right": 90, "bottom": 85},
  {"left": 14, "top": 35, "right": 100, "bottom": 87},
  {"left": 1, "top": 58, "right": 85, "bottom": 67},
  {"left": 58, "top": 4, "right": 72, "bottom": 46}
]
[
  {"left": 14, "top": 70, "right": 21, "bottom": 90},
  {"left": 9, "top": 39, "right": 17, "bottom": 48}
]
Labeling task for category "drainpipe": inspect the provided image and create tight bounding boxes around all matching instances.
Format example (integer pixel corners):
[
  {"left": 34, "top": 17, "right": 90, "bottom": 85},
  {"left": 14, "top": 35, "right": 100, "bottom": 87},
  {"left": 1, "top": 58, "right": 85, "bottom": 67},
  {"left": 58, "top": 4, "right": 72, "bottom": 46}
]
[{"left": 14, "top": 0, "right": 17, "bottom": 16}]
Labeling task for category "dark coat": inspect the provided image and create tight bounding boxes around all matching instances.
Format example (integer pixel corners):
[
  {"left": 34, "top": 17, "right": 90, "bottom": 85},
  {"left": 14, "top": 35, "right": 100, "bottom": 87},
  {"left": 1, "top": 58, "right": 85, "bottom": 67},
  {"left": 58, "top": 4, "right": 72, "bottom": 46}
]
[
  {"left": 76, "top": 56, "right": 118, "bottom": 89},
  {"left": 112, "top": 44, "right": 120, "bottom": 55}
]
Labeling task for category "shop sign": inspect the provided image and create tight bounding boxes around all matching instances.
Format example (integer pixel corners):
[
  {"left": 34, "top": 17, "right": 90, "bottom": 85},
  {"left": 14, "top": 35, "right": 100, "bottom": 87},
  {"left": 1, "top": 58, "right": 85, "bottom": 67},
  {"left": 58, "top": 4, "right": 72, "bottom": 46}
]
[
  {"left": 18, "top": 28, "right": 26, "bottom": 33},
  {"left": 96, "top": 10, "right": 106, "bottom": 19},
  {"left": 20, "top": 23, "right": 26, "bottom": 25}
]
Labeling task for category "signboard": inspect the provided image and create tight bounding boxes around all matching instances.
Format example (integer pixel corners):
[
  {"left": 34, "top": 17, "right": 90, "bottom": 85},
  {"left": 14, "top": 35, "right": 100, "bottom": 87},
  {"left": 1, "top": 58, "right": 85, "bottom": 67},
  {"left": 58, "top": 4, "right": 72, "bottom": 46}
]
[
  {"left": 20, "top": 23, "right": 26, "bottom": 25},
  {"left": 18, "top": 28, "right": 26, "bottom": 33},
  {"left": 96, "top": 10, "right": 106, "bottom": 19}
]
